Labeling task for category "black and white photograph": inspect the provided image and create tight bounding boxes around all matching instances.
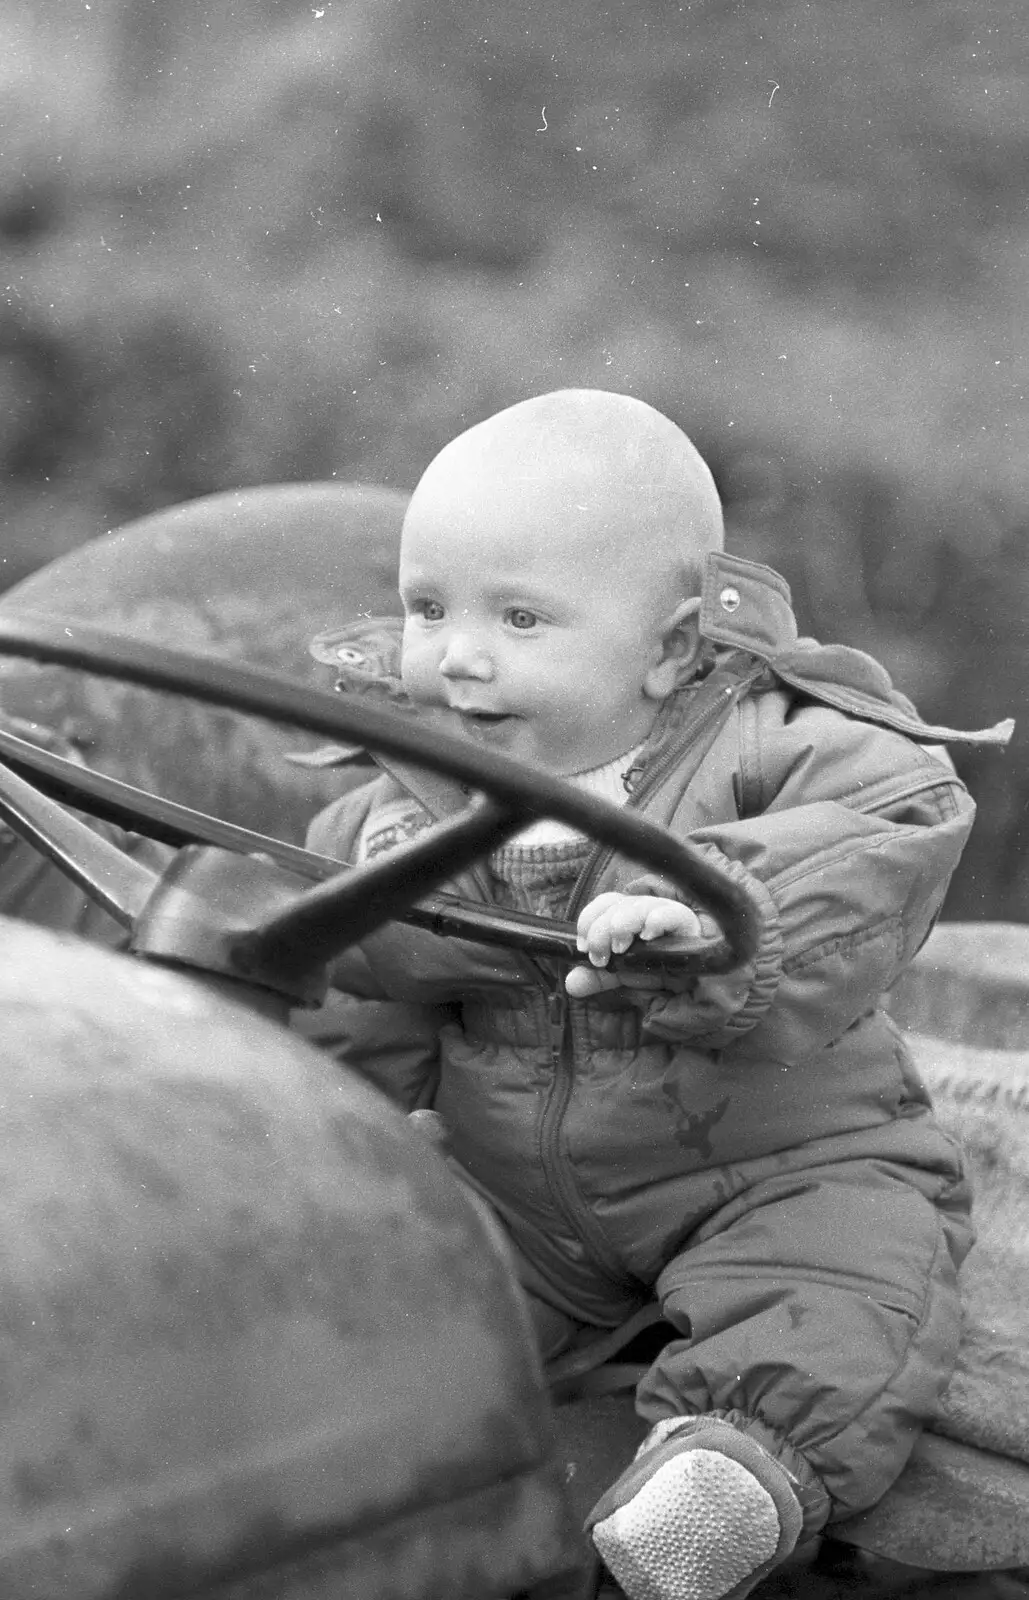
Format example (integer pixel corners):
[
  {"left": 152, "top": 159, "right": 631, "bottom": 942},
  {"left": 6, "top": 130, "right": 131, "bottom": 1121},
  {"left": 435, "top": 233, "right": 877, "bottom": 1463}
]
[{"left": 0, "top": 4, "right": 1026, "bottom": 1598}]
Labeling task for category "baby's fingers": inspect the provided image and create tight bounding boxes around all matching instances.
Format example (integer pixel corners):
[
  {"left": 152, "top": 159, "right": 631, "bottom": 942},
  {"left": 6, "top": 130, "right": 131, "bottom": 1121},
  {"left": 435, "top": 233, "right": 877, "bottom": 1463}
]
[
  {"left": 580, "top": 902, "right": 650, "bottom": 962},
  {"left": 637, "top": 901, "right": 704, "bottom": 942},
  {"left": 575, "top": 893, "right": 630, "bottom": 941},
  {"left": 565, "top": 963, "right": 623, "bottom": 999}
]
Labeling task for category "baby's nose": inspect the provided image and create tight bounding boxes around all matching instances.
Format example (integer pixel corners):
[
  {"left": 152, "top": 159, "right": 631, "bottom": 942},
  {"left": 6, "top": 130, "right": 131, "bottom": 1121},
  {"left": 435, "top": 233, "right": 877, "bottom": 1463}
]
[{"left": 439, "top": 630, "right": 494, "bottom": 680}]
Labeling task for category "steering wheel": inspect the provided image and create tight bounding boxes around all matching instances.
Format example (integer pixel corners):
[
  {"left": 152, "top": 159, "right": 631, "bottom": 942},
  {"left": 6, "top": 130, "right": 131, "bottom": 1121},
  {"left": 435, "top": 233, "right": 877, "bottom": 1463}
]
[{"left": 0, "top": 613, "right": 759, "bottom": 1007}]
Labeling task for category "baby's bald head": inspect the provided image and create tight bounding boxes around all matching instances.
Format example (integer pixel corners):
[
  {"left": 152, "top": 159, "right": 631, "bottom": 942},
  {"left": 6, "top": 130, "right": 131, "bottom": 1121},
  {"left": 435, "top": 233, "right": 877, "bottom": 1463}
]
[
  {"left": 403, "top": 389, "right": 723, "bottom": 608},
  {"left": 397, "top": 392, "right": 724, "bottom": 772}
]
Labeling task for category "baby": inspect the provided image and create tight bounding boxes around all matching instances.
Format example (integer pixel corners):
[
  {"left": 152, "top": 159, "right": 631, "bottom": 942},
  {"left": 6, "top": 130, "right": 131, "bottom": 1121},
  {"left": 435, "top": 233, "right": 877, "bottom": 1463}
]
[{"left": 307, "top": 390, "right": 1007, "bottom": 1600}]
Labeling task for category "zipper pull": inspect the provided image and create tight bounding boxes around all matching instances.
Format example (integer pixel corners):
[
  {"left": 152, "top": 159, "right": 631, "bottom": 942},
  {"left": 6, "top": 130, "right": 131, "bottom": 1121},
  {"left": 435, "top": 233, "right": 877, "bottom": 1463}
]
[
  {"left": 621, "top": 757, "right": 645, "bottom": 795},
  {"left": 547, "top": 989, "right": 567, "bottom": 1059}
]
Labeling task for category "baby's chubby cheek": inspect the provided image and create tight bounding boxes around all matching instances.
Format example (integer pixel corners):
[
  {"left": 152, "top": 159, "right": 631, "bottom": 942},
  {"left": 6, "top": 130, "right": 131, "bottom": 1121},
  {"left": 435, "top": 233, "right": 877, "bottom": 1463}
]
[
  {"left": 399, "top": 651, "right": 469, "bottom": 740},
  {"left": 399, "top": 646, "right": 441, "bottom": 706}
]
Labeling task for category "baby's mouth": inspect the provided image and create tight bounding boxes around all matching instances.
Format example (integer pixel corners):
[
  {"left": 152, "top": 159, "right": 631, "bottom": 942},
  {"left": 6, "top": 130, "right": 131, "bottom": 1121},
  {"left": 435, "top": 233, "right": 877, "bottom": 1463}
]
[{"left": 454, "top": 708, "right": 517, "bottom": 737}]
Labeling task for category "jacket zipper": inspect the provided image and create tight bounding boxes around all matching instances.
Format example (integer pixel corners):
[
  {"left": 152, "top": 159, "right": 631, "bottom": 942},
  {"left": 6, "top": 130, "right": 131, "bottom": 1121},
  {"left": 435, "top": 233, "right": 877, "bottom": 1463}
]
[
  {"left": 388, "top": 675, "right": 752, "bottom": 1290},
  {"left": 533, "top": 661, "right": 763, "bottom": 1292},
  {"left": 534, "top": 985, "right": 642, "bottom": 1292},
  {"left": 565, "top": 659, "right": 763, "bottom": 926},
  {"left": 393, "top": 784, "right": 635, "bottom": 1284},
  {"left": 529, "top": 766, "right": 664, "bottom": 1284}
]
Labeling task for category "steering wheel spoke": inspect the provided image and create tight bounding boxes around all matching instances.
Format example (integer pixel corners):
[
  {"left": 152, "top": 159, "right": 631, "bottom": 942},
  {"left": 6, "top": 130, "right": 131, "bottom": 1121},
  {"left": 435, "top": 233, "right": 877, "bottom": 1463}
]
[
  {"left": 232, "top": 795, "right": 526, "bottom": 988},
  {"left": 0, "top": 754, "right": 157, "bottom": 926}
]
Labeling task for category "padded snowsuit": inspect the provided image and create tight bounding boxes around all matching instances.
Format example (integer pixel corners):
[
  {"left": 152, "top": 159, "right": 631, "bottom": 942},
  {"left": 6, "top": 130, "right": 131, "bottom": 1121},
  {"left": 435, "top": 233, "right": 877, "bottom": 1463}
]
[{"left": 304, "top": 553, "right": 1010, "bottom": 1536}]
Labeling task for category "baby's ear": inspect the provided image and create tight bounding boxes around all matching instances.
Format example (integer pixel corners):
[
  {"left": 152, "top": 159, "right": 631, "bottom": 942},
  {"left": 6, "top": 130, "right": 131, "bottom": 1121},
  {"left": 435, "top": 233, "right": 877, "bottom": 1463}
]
[{"left": 644, "top": 598, "right": 703, "bottom": 701}]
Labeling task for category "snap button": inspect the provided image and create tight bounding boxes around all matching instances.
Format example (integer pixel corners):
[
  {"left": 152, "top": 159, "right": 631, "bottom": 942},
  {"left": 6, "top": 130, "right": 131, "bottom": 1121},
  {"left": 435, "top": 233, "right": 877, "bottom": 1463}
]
[{"left": 719, "top": 586, "right": 742, "bottom": 614}]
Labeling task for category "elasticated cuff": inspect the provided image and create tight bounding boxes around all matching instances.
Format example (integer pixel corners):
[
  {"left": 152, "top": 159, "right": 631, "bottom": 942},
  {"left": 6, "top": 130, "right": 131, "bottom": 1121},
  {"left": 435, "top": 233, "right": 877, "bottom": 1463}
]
[
  {"left": 585, "top": 1413, "right": 803, "bottom": 1552},
  {"left": 628, "top": 1409, "right": 831, "bottom": 1540},
  {"left": 638, "top": 845, "right": 785, "bottom": 1050}
]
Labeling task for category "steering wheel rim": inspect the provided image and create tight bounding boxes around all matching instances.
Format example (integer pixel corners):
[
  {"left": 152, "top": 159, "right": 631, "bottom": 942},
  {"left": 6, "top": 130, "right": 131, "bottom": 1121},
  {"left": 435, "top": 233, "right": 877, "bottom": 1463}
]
[{"left": 0, "top": 612, "right": 760, "bottom": 973}]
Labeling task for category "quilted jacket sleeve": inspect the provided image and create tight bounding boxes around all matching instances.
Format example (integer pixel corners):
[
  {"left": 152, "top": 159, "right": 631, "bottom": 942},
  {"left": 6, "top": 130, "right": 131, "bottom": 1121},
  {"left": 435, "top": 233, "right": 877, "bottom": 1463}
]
[
  {"left": 296, "top": 785, "right": 450, "bottom": 1109},
  {"left": 635, "top": 697, "right": 977, "bottom": 1061},
  {"left": 292, "top": 991, "right": 450, "bottom": 1110},
  {"left": 304, "top": 785, "right": 393, "bottom": 1000}
]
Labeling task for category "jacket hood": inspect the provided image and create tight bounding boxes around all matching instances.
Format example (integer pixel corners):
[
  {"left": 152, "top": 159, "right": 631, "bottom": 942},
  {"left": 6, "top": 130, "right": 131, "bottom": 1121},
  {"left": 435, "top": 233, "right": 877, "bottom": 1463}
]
[{"left": 699, "top": 552, "right": 1013, "bottom": 747}]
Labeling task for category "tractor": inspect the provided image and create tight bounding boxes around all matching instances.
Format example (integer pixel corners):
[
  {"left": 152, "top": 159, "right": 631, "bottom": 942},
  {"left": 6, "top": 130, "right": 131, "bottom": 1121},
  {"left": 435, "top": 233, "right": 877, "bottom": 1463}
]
[{"left": 0, "top": 484, "right": 1023, "bottom": 1598}]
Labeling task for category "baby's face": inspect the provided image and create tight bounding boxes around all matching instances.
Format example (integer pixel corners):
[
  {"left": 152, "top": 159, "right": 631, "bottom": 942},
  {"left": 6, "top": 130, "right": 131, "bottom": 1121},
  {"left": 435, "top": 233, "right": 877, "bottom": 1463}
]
[{"left": 399, "top": 488, "right": 670, "bottom": 776}]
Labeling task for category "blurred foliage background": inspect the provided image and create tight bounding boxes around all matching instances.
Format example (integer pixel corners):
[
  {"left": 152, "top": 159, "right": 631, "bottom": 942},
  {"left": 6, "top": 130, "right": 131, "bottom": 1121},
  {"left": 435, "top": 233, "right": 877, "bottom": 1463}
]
[{"left": 1, "top": 0, "right": 1026, "bottom": 917}]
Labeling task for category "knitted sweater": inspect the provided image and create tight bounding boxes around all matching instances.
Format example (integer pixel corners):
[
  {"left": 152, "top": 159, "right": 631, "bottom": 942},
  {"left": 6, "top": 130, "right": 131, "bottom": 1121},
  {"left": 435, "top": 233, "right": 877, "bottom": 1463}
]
[{"left": 489, "top": 747, "right": 640, "bottom": 921}]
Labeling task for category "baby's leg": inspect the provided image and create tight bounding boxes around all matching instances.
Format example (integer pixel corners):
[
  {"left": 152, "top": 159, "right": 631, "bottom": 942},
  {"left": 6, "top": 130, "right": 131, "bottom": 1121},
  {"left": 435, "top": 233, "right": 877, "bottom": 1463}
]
[
  {"left": 522, "top": 1288, "right": 583, "bottom": 1362},
  {"left": 407, "top": 1116, "right": 590, "bottom": 1361},
  {"left": 588, "top": 1157, "right": 971, "bottom": 1600}
]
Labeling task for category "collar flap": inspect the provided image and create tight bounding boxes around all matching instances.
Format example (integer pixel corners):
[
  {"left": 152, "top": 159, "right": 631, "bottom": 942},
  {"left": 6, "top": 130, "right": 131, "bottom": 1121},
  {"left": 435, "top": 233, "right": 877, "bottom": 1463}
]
[
  {"left": 698, "top": 553, "right": 1013, "bottom": 746},
  {"left": 700, "top": 553, "right": 798, "bottom": 656}
]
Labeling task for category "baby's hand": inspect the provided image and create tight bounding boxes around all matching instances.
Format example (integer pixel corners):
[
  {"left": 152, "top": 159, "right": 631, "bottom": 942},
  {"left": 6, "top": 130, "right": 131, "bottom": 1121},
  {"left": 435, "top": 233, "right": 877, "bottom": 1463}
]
[{"left": 565, "top": 892, "right": 703, "bottom": 999}]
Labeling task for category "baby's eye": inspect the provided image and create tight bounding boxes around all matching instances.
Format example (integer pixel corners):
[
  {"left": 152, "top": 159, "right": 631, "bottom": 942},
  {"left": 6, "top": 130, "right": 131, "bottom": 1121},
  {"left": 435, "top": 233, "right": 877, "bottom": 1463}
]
[
  {"left": 412, "top": 599, "right": 445, "bottom": 622},
  {"left": 506, "top": 607, "right": 538, "bottom": 631}
]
